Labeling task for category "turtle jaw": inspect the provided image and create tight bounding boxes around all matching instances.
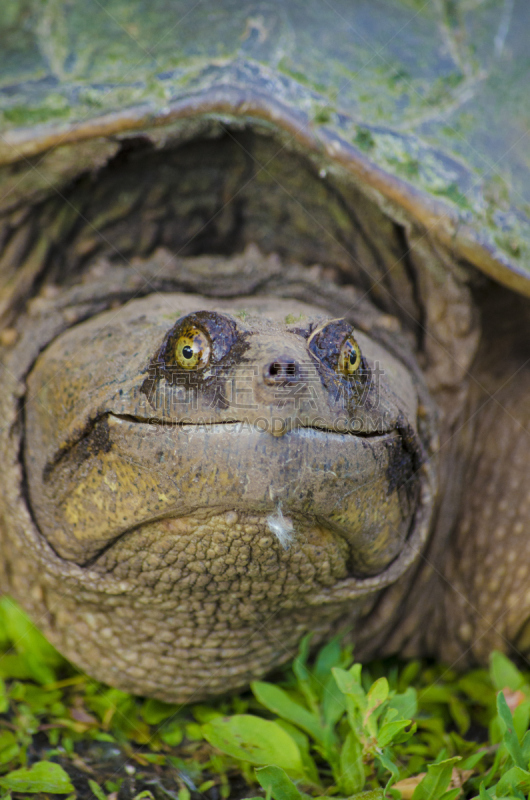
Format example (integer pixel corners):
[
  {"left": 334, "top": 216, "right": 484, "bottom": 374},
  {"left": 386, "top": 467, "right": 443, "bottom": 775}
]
[{"left": 26, "top": 414, "right": 420, "bottom": 577}]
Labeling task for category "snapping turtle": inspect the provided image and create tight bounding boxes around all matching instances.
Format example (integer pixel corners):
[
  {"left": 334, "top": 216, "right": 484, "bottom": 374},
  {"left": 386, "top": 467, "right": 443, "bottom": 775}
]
[{"left": 0, "top": 1, "right": 529, "bottom": 702}]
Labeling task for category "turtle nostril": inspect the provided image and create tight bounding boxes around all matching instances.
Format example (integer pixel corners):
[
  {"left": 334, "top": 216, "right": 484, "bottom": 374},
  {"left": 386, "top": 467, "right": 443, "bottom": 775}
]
[
  {"left": 265, "top": 358, "right": 299, "bottom": 383},
  {"left": 269, "top": 362, "right": 296, "bottom": 377}
]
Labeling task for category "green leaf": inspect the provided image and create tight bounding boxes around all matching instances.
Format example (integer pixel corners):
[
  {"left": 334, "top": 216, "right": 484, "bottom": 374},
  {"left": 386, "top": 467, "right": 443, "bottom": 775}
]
[
  {"left": 88, "top": 780, "right": 108, "bottom": 800},
  {"left": 417, "top": 684, "right": 454, "bottom": 704},
  {"left": 0, "top": 731, "right": 17, "bottom": 752},
  {"left": 0, "top": 654, "right": 35, "bottom": 681},
  {"left": 458, "top": 670, "right": 495, "bottom": 705},
  {"left": 479, "top": 783, "right": 494, "bottom": 800},
  {"left": 274, "top": 720, "right": 319, "bottom": 784},
  {"left": 490, "top": 652, "right": 525, "bottom": 692},
  {"left": 18, "top": 653, "right": 56, "bottom": 685},
  {"left": 364, "top": 677, "right": 388, "bottom": 738},
  {"left": 313, "top": 637, "right": 343, "bottom": 681},
  {"left": 448, "top": 695, "right": 470, "bottom": 735},
  {"left": 521, "top": 729, "right": 530, "bottom": 763},
  {"left": 460, "top": 751, "right": 485, "bottom": 770},
  {"left": 366, "top": 677, "right": 388, "bottom": 712},
  {"left": 141, "top": 698, "right": 178, "bottom": 725},
  {"left": 0, "top": 678, "right": 8, "bottom": 714},
  {"left": 202, "top": 715, "right": 305, "bottom": 776},
  {"left": 255, "top": 766, "right": 305, "bottom": 800},
  {"left": 387, "top": 687, "right": 417, "bottom": 719},
  {"left": 410, "top": 757, "right": 460, "bottom": 800},
  {"left": 0, "top": 733, "right": 19, "bottom": 767},
  {"left": 332, "top": 665, "right": 364, "bottom": 700},
  {"left": 192, "top": 705, "right": 224, "bottom": 724},
  {"left": 488, "top": 713, "right": 503, "bottom": 746},
  {"left": 332, "top": 665, "right": 365, "bottom": 734},
  {"left": 251, "top": 682, "right": 324, "bottom": 743},
  {"left": 377, "top": 718, "right": 414, "bottom": 748},
  {"left": 497, "top": 691, "right": 525, "bottom": 768},
  {"left": 0, "top": 598, "right": 63, "bottom": 669},
  {"left": 159, "top": 719, "right": 183, "bottom": 747},
  {"left": 398, "top": 660, "right": 421, "bottom": 690},
  {"left": 376, "top": 750, "right": 400, "bottom": 794},
  {"left": 339, "top": 730, "right": 364, "bottom": 795},
  {"left": 293, "top": 635, "right": 319, "bottom": 711},
  {"left": 512, "top": 698, "right": 530, "bottom": 740},
  {"left": 184, "top": 722, "right": 203, "bottom": 741},
  {"left": 320, "top": 670, "right": 346, "bottom": 730},
  {"left": 495, "top": 766, "right": 530, "bottom": 796},
  {"left": 0, "top": 762, "right": 74, "bottom": 794},
  {"left": 438, "top": 790, "right": 460, "bottom": 800}
]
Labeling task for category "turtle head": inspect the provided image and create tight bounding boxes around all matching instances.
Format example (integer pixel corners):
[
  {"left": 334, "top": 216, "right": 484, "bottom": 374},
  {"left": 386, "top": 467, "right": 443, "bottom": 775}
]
[{"left": 25, "top": 294, "right": 430, "bottom": 583}]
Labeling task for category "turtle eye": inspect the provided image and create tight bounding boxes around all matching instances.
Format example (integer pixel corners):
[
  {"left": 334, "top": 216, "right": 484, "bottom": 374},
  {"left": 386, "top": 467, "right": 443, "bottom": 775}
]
[
  {"left": 157, "top": 310, "right": 239, "bottom": 376},
  {"left": 174, "top": 327, "right": 211, "bottom": 370},
  {"left": 338, "top": 336, "right": 361, "bottom": 376},
  {"left": 308, "top": 318, "right": 363, "bottom": 376}
]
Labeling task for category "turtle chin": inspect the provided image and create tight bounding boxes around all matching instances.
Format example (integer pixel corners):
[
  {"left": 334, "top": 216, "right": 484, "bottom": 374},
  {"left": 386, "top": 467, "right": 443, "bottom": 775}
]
[{"left": 87, "top": 509, "right": 353, "bottom": 592}]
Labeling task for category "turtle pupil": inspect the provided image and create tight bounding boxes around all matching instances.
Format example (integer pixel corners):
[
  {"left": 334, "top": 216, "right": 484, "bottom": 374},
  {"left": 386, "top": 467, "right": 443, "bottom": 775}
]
[
  {"left": 183, "top": 345, "right": 194, "bottom": 359},
  {"left": 349, "top": 350, "right": 357, "bottom": 365}
]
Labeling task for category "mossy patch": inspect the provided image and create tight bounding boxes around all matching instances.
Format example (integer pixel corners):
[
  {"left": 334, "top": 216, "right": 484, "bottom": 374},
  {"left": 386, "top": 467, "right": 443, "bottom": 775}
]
[
  {"left": 313, "top": 106, "right": 333, "bottom": 125},
  {"left": 284, "top": 313, "right": 305, "bottom": 324},
  {"left": 354, "top": 127, "right": 375, "bottom": 151},
  {"left": 433, "top": 181, "right": 472, "bottom": 210},
  {"left": 2, "top": 99, "right": 70, "bottom": 126}
]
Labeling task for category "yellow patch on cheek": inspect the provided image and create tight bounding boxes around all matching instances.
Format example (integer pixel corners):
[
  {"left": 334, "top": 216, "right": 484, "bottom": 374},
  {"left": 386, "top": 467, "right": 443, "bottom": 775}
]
[
  {"left": 61, "top": 457, "right": 159, "bottom": 538},
  {"left": 104, "top": 474, "right": 118, "bottom": 491},
  {"left": 67, "top": 473, "right": 107, "bottom": 518}
]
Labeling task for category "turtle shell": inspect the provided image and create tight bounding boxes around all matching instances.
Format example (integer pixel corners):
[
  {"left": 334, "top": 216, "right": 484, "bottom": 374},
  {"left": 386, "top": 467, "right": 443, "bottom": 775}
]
[{"left": 0, "top": 0, "right": 529, "bottom": 304}]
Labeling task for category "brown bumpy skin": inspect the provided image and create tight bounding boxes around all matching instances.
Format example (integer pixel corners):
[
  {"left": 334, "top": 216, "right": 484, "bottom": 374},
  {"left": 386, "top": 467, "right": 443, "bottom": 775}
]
[
  {"left": 379, "top": 284, "right": 530, "bottom": 668},
  {"left": 432, "top": 293, "right": 530, "bottom": 667}
]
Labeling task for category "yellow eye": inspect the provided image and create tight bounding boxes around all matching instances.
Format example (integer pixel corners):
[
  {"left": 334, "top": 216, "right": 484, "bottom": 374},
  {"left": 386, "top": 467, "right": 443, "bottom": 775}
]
[
  {"left": 174, "top": 327, "right": 211, "bottom": 370},
  {"left": 338, "top": 336, "right": 361, "bottom": 376}
]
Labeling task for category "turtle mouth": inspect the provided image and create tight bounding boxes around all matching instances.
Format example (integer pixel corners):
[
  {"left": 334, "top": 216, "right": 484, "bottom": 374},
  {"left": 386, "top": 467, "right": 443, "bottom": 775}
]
[
  {"left": 26, "top": 414, "right": 420, "bottom": 578},
  {"left": 108, "top": 411, "right": 394, "bottom": 437}
]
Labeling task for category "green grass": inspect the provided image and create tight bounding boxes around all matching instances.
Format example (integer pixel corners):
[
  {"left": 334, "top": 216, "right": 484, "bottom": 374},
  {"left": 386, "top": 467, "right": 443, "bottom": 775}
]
[{"left": 0, "top": 596, "right": 529, "bottom": 799}]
